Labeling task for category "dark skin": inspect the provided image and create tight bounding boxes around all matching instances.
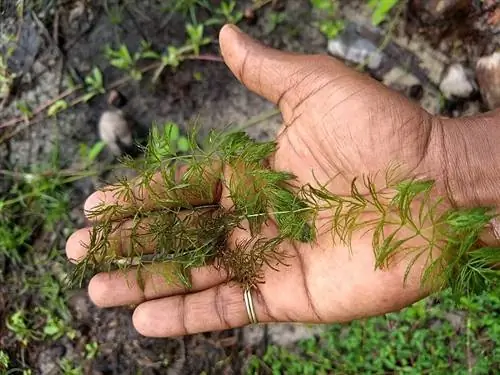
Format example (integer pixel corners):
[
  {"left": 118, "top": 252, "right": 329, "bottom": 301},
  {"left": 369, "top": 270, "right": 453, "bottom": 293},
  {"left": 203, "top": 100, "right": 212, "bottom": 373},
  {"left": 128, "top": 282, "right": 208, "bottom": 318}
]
[{"left": 66, "top": 25, "right": 500, "bottom": 337}]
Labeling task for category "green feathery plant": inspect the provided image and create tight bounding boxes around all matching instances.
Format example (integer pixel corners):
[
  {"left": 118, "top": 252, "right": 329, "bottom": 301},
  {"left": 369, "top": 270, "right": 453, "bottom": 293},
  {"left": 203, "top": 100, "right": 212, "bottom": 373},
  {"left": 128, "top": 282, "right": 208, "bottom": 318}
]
[{"left": 68, "top": 125, "right": 500, "bottom": 298}]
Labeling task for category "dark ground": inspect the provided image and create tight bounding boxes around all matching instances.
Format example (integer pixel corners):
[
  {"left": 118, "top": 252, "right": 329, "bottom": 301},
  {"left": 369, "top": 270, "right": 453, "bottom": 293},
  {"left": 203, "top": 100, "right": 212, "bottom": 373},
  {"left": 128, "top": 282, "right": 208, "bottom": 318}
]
[{"left": 1, "top": 0, "right": 500, "bottom": 374}]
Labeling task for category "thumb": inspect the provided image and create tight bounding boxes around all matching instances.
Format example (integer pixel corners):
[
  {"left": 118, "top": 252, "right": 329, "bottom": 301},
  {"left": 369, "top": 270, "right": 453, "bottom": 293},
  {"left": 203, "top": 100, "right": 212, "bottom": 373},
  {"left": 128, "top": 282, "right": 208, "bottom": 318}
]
[{"left": 219, "top": 24, "right": 346, "bottom": 117}]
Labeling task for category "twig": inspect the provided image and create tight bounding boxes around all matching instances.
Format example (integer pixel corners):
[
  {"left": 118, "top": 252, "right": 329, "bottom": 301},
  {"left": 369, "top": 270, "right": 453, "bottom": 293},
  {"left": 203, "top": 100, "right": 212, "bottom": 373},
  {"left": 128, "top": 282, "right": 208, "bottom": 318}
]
[
  {"left": 0, "top": 54, "right": 223, "bottom": 137},
  {"left": 252, "top": 0, "right": 273, "bottom": 11},
  {"left": 185, "top": 54, "right": 224, "bottom": 62},
  {"left": 0, "top": 86, "right": 80, "bottom": 129}
]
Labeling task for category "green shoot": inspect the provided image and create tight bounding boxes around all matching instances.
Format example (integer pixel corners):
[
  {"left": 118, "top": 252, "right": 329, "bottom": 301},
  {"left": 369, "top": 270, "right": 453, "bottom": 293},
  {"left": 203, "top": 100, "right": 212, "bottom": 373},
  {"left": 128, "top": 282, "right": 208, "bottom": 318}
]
[
  {"left": 0, "top": 350, "right": 9, "bottom": 371},
  {"left": 68, "top": 125, "right": 500, "bottom": 298},
  {"left": 206, "top": 1, "right": 243, "bottom": 26},
  {"left": 368, "top": 0, "right": 401, "bottom": 26},
  {"left": 83, "top": 67, "right": 105, "bottom": 102},
  {"left": 310, "top": 0, "right": 345, "bottom": 39}
]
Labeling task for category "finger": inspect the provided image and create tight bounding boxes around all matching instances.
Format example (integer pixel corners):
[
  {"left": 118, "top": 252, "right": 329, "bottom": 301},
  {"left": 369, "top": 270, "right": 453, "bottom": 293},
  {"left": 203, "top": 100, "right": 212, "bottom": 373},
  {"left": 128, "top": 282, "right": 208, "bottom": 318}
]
[
  {"left": 88, "top": 263, "right": 228, "bottom": 307},
  {"left": 84, "top": 162, "right": 222, "bottom": 221},
  {"left": 132, "top": 283, "right": 270, "bottom": 337},
  {"left": 66, "top": 208, "right": 217, "bottom": 263},
  {"left": 219, "top": 24, "right": 357, "bottom": 119}
]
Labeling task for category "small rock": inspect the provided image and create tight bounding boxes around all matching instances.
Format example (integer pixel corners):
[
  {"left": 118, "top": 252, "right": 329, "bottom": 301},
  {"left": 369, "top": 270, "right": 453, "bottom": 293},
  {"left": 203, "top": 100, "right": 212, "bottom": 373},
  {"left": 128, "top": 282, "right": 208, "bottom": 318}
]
[
  {"left": 328, "top": 25, "right": 384, "bottom": 70},
  {"left": 268, "top": 323, "right": 325, "bottom": 346},
  {"left": 98, "top": 110, "right": 133, "bottom": 156},
  {"left": 439, "top": 63, "right": 476, "bottom": 99},
  {"left": 410, "top": 0, "right": 471, "bottom": 23},
  {"left": 107, "top": 89, "right": 128, "bottom": 108},
  {"left": 476, "top": 52, "right": 500, "bottom": 109},
  {"left": 38, "top": 345, "right": 65, "bottom": 375},
  {"left": 382, "top": 67, "right": 420, "bottom": 90}
]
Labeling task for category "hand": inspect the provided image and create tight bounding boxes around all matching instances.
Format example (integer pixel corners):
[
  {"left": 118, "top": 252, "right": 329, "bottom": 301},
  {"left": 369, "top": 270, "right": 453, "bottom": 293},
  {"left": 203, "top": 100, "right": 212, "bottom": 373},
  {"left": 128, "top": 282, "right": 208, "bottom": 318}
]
[{"left": 66, "top": 25, "right": 450, "bottom": 337}]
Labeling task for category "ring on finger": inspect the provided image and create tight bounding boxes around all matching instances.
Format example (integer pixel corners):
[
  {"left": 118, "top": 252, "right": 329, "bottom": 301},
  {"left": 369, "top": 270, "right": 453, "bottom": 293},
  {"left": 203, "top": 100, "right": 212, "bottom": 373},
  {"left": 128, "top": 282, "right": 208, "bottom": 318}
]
[{"left": 244, "top": 287, "right": 258, "bottom": 324}]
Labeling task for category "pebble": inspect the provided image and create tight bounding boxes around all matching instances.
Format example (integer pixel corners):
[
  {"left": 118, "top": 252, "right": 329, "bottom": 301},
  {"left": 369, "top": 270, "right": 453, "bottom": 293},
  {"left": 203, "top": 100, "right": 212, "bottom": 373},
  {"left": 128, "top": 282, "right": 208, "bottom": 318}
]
[
  {"left": 98, "top": 110, "right": 133, "bottom": 156},
  {"left": 410, "top": 0, "right": 471, "bottom": 23},
  {"left": 107, "top": 89, "right": 128, "bottom": 108},
  {"left": 327, "top": 24, "right": 384, "bottom": 70},
  {"left": 382, "top": 67, "right": 420, "bottom": 90},
  {"left": 476, "top": 52, "right": 500, "bottom": 109},
  {"left": 439, "top": 63, "right": 476, "bottom": 99}
]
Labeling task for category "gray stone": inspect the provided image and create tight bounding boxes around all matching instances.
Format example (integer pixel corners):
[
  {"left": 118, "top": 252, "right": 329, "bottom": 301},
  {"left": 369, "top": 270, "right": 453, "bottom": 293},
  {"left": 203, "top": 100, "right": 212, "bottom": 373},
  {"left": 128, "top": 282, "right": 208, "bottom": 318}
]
[
  {"left": 327, "top": 24, "right": 384, "bottom": 70},
  {"left": 268, "top": 323, "right": 326, "bottom": 346},
  {"left": 382, "top": 67, "right": 420, "bottom": 90},
  {"left": 98, "top": 110, "right": 133, "bottom": 156},
  {"left": 476, "top": 52, "right": 500, "bottom": 110},
  {"left": 439, "top": 63, "right": 476, "bottom": 99},
  {"left": 243, "top": 323, "right": 325, "bottom": 347}
]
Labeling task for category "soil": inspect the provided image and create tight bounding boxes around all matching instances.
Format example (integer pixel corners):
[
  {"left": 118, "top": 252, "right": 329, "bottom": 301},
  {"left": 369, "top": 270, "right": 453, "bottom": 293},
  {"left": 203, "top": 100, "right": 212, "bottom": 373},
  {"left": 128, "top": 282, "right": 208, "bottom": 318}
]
[{"left": 0, "top": 0, "right": 499, "bottom": 374}]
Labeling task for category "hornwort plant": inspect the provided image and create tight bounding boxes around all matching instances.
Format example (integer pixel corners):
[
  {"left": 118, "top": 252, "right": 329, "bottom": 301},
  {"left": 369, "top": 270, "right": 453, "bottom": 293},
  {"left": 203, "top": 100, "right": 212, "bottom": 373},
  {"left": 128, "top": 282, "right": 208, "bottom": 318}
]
[{"left": 68, "top": 124, "right": 500, "bottom": 298}]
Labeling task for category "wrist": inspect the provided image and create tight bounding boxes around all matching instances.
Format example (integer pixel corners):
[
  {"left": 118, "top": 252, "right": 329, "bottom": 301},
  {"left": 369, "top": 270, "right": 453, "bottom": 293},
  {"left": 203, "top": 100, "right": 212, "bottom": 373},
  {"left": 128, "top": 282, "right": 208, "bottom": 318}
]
[{"left": 439, "top": 110, "right": 500, "bottom": 210}]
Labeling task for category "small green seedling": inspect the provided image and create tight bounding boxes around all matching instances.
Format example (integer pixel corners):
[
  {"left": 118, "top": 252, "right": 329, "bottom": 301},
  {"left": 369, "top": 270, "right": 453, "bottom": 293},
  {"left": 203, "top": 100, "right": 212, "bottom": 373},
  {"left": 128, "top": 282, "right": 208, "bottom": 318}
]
[
  {"left": 310, "top": 0, "right": 345, "bottom": 39},
  {"left": 105, "top": 44, "right": 143, "bottom": 81},
  {"left": 84, "top": 341, "right": 99, "bottom": 360},
  {"left": 83, "top": 67, "right": 106, "bottom": 102},
  {"left": 6, "top": 310, "right": 39, "bottom": 346},
  {"left": 58, "top": 358, "right": 83, "bottom": 375},
  {"left": 207, "top": 1, "right": 243, "bottom": 25},
  {"left": 0, "top": 350, "right": 10, "bottom": 371},
  {"left": 368, "top": 0, "right": 401, "bottom": 26}
]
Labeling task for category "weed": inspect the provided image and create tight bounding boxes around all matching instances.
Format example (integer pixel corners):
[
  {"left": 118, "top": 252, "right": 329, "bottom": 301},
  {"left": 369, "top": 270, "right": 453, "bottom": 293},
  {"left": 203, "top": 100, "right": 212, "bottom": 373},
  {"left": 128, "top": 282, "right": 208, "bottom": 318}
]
[
  {"left": 1, "top": 140, "right": 104, "bottom": 356},
  {"left": 0, "top": 350, "right": 10, "bottom": 371},
  {"left": 69, "top": 126, "right": 500, "bottom": 299},
  {"left": 206, "top": 1, "right": 243, "bottom": 25},
  {"left": 105, "top": 44, "right": 144, "bottom": 81},
  {"left": 83, "top": 68, "right": 106, "bottom": 103},
  {"left": 6, "top": 310, "right": 40, "bottom": 346},
  {"left": 368, "top": 0, "right": 401, "bottom": 26},
  {"left": 310, "top": 0, "right": 345, "bottom": 39},
  {"left": 265, "top": 12, "right": 287, "bottom": 34},
  {"left": 247, "top": 286, "right": 500, "bottom": 374},
  {"left": 84, "top": 342, "right": 99, "bottom": 360},
  {"left": 58, "top": 358, "right": 83, "bottom": 375}
]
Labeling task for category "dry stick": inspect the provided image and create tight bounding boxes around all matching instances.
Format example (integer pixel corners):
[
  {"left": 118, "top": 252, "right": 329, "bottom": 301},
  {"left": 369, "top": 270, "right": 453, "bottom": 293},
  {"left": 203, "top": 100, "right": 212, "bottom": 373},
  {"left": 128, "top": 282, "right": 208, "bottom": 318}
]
[{"left": 0, "top": 54, "right": 223, "bottom": 140}]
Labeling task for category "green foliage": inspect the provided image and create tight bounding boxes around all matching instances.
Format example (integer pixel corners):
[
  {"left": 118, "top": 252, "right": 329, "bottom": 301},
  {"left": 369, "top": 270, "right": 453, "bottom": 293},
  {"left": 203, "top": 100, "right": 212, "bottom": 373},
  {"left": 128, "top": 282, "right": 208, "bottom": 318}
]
[
  {"left": 68, "top": 126, "right": 314, "bottom": 289},
  {"left": 248, "top": 286, "right": 500, "bottom": 374},
  {"left": 58, "top": 358, "right": 83, "bottom": 375},
  {"left": 206, "top": 1, "right": 243, "bottom": 26},
  {"left": 69, "top": 126, "right": 500, "bottom": 298},
  {"left": 310, "top": 0, "right": 345, "bottom": 39},
  {"left": 368, "top": 0, "right": 401, "bottom": 26},
  {"left": 0, "top": 350, "right": 9, "bottom": 371},
  {"left": 6, "top": 310, "right": 40, "bottom": 346},
  {"left": 47, "top": 100, "right": 68, "bottom": 117},
  {"left": 0, "top": 141, "right": 101, "bottom": 357},
  {"left": 84, "top": 342, "right": 99, "bottom": 360},
  {"left": 83, "top": 67, "right": 105, "bottom": 102},
  {"left": 186, "top": 23, "right": 211, "bottom": 56},
  {"left": 79, "top": 141, "right": 106, "bottom": 167},
  {"left": 105, "top": 44, "right": 144, "bottom": 81}
]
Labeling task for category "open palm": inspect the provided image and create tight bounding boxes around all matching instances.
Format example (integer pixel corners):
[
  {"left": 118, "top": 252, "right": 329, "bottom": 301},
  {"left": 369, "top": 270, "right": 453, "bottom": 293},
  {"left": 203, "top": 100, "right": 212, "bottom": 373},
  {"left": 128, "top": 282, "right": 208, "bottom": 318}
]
[{"left": 66, "top": 25, "right": 448, "bottom": 337}]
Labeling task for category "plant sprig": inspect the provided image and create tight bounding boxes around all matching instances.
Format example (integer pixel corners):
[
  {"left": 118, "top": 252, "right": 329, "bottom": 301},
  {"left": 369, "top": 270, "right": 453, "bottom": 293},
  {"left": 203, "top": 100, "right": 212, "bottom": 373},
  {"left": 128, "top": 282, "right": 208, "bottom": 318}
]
[{"left": 68, "top": 125, "right": 500, "bottom": 298}]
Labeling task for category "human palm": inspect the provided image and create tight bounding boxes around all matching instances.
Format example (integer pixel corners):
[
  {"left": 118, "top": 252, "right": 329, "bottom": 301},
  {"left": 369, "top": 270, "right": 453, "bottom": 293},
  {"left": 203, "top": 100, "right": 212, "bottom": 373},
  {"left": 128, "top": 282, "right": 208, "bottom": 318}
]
[{"left": 66, "top": 25, "right": 445, "bottom": 337}]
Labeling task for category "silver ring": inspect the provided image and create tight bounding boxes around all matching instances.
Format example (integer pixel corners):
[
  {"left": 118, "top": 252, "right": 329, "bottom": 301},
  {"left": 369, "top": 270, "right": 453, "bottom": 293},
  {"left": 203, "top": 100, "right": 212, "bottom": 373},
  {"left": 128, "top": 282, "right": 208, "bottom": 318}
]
[{"left": 243, "top": 287, "right": 258, "bottom": 324}]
